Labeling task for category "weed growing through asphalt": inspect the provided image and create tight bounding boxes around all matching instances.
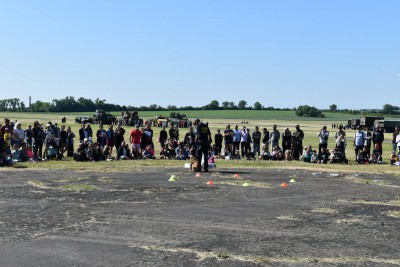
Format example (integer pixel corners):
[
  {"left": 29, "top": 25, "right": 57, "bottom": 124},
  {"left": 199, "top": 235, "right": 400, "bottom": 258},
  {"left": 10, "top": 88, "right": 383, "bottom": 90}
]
[
  {"left": 217, "top": 251, "right": 230, "bottom": 260},
  {"left": 60, "top": 184, "right": 98, "bottom": 191},
  {"left": 386, "top": 210, "right": 400, "bottom": 218},
  {"left": 311, "top": 208, "right": 338, "bottom": 214}
]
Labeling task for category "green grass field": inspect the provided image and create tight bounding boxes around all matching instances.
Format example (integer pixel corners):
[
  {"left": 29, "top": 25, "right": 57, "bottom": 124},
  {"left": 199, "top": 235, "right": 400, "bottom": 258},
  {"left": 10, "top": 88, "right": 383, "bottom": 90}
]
[{"left": 1, "top": 111, "right": 399, "bottom": 174}]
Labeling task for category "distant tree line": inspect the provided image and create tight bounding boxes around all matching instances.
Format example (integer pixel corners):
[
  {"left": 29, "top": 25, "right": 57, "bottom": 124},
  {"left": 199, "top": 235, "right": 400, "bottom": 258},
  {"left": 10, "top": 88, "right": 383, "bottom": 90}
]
[{"left": 0, "top": 98, "right": 398, "bottom": 117}]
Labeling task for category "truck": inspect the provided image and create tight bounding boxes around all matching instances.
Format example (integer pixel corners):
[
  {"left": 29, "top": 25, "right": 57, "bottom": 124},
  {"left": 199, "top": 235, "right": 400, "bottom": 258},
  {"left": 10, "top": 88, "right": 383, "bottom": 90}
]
[
  {"left": 360, "top": 116, "right": 384, "bottom": 129},
  {"left": 348, "top": 118, "right": 360, "bottom": 130},
  {"left": 373, "top": 119, "right": 400, "bottom": 133}
]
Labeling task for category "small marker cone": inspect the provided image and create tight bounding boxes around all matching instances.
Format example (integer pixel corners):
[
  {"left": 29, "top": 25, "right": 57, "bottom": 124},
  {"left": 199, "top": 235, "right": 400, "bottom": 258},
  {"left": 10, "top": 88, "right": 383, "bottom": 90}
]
[
  {"left": 196, "top": 173, "right": 202, "bottom": 177},
  {"left": 207, "top": 180, "right": 214, "bottom": 185},
  {"left": 242, "top": 182, "right": 251, "bottom": 187},
  {"left": 281, "top": 182, "right": 288, "bottom": 187},
  {"left": 289, "top": 179, "right": 296, "bottom": 183},
  {"left": 234, "top": 173, "right": 240, "bottom": 178},
  {"left": 168, "top": 177, "right": 177, "bottom": 182},
  {"left": 170, "top": 175, "right": 176, "bottom": 179}
]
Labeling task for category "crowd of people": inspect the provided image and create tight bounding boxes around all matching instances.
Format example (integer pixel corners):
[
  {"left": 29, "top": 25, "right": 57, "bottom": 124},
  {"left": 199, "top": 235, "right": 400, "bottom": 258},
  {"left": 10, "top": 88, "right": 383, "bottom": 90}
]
[{"left": 1, "top": 117, "right": 400, "bottom": 170}]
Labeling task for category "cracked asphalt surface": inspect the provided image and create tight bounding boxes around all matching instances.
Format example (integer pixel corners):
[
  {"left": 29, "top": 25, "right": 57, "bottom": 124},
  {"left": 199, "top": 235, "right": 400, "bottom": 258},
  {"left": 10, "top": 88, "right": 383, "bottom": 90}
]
[{"left": 0, "top": 167, "right": 400, "bottom": 266}]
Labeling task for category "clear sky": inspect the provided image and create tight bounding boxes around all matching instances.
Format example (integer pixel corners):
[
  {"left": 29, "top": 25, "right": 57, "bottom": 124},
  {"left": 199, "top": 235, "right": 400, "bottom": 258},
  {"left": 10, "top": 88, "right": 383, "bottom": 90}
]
[{"left": 1, "top": 0, "right": 399, "bottom": 110}]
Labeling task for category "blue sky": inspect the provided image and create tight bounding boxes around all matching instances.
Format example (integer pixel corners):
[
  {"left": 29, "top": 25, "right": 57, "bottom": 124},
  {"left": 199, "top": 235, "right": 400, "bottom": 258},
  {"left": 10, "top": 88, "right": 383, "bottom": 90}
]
[{"left": 1, "top": 0, "right": 399, "bottom": 109}]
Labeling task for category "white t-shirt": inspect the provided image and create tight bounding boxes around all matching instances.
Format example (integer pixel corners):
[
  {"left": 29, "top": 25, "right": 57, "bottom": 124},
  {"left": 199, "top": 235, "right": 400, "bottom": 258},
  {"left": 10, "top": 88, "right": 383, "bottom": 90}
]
[{"left": 13, "top": 128, "right": 25, "bottom": 141}]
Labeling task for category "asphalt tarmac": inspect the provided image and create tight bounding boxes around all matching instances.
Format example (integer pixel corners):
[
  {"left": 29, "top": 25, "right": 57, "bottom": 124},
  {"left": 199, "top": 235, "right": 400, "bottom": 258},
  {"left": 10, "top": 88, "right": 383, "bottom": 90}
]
[{"left": 0, "top": 167, "right": 399, "bottom": 266}]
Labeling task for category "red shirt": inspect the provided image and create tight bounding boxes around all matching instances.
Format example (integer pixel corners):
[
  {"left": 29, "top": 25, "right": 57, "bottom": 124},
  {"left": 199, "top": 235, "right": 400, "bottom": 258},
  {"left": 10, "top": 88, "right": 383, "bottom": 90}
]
[{"left": 130, "top": 129, "right": 142, "bottom": 144}]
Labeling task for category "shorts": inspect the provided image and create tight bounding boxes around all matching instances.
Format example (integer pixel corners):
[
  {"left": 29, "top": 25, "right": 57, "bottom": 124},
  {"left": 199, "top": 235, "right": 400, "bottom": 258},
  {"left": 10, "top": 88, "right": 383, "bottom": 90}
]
[{"left": 132, "top": 143, "right": 141, "bottom": 152}]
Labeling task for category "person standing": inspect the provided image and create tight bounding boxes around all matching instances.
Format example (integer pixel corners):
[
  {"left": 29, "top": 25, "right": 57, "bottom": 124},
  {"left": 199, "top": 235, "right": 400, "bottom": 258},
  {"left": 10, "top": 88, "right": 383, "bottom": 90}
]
[
  {"left": 12, "top": 122, "right": 25, "bottom": 148},
  {"left": 392, "top": 126, "right": 399, "bottom": 154},
  {"left": 364, "top": 127, "right": 372, "bottom": 158},
  {"left": 262, "top": 128, "right": 270, "bottom": 153},
  {"left": 292, "top": 125, "right": 304, "bottom": 160},
  {"left": 78, "top": 123, "right": 85, "bottom": 143},
  {"left": 184, "top": 126, "right": 196, "bottom": 149},
  {"left": 130, "top": 125, "right": 143, "bottom": 153},
  {"left": 168, "top": 123, "right": 178, "bottom": 141},
  {"left": 252, "top": 126, "right": 262, "bottom": 158},
  {"left": 142, "top": 123, "right": 154, "bottom": 149},
  {"left": 223, "top": 124, "right": 233, "bottom": 153},
  {"left": 269, "top": 125, "right": 280, "bottom": 150},
  {"left": 24, "top": 124, "right": 33, "bottom": 148},
  {"left": 317, "top": 126, "right": 329, "bottom": 154},
  {"left": 114, "top": 124, "right": 126, "bottom": 151},
  {"left": 32, "top": 121, "right": 43, "bottom": 160},
  {"left": 353, "top": 126, "right": 365, "bottom": 159},
  {"left": 232, "top": 125, "right": 241, "bottom": 158},
  {"left": 106, "top": 124, "right": 115, "bottom": 155},
  {"left": 158, "top": 126, "right": 168, "bottom": 149},
  {"left": 195, "top": 119, "right": 212, "bottom": 172},
  {"left": 372, "top": 126, "right": 384, "bottom": 156},
  {"left": 334, "top": 125, "right": 346, "bottom": 139},
  {"left": 96, "top": 124, "right": 107, "bottom": 150},
  {"left": 66, "top": 126, "right": 75, "bottom": 157},
  {"left": 214, "top": 129, "right": 223, "bottom": 157},
  {"left": 240, "top": 126, "right": 249, "bottom": 157},
  {"left": 282, "top": 127, "right": 292, "bottom": 154}
]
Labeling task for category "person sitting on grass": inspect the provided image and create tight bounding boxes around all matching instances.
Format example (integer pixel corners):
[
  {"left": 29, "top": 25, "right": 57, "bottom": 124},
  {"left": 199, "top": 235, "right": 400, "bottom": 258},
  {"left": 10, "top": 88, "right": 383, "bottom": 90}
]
[
  {"left": 223, "top": 145, "right": 233, "bottom": 160},
  {"left": 389, "top": 153, "right": 398, "bottom": 165},
  {"left": 318, "top": 147, "right": 330, "bottom": 164},
  {"left": 175, "top": 148, "right": 188, "bottom": 160},
  {"left": 356, "top": 147, "right": 369, "bottom": 164},
  {"left": 0, "top": 152, "right": 13, "bottom": 167},
  {"left": 270, "top": 146, "right": 281, "bottom": 161},
  {"left": 259, "top": 146, "right": 270, "bottom": 160},
  {"left": 18, "top": 142, "right": 29, "bottom": 162},
  {"left": 159, "top": 146, "right": 171, "bottom": 160},
  {"left": 142, "top": 145, "right": 155, "bottom": 159},
  {"left": 117, "top": 141, "right": 131, "bottom": 160},
  {"left": 369, "top": 149, "right": 383, "bottom": 164},
  {"left": 131, "top": 145, "right": 142, "bottom": 160},
  {"left": 301, "top": 145, "right": 313, "bottom": 162},
  {"left": 245, "top": 150, "right": 255, "bottom": 160},
  {"left": 11, "top": 144, "right": 20, "bottom": 162},
  {"left": 311, "top": 150, "right": 319, "bottom": 163}
]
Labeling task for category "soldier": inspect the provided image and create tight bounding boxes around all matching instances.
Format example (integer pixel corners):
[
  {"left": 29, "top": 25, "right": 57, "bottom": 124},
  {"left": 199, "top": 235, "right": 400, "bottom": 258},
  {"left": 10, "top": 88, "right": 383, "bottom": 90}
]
[
  {"left": 282, "top": 127, "right": 292, "bottom": 154},
  {"left": 292, "top": 125, "right": 304, "bottom": 160},
  {"left": 195, "top": 119, "right": 212, "bottom": 172}
]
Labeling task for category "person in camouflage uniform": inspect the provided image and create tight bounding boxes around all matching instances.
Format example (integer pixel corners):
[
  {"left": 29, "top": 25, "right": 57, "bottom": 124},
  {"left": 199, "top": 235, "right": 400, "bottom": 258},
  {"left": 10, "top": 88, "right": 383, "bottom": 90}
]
[{"left": 291, "top": 125, "right": 304, "bottom": 160}]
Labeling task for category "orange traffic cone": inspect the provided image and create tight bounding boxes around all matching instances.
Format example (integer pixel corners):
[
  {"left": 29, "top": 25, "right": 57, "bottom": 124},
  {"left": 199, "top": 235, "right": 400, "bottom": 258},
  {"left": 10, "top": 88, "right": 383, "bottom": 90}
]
[
  {"left": 280, "top": 182, "right": 288, "bottom": 187},
  {"left": 207, "top": 180, "right": 214, "bottom": 185}
]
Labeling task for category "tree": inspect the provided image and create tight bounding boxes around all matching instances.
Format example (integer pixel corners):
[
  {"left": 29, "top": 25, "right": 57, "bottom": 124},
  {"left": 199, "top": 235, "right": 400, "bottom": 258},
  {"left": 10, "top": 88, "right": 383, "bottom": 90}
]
[
  {"left": 254, "top": 102, "right": 262, "bottom": 110},
  {"left": 382, "top": 104, "right": 398, "bottom": 114},
  {"left": 329, "top": 104, "right": 337, "bottom": 112},
  {"left": 208, "top": 100, "right": 220, "bottom": 110},
  {"left": 238, "top": 100, "right": 247, "bottom": 110},
  {"left": 295, "top": 105, "right": 325, "bottom": 118},
  {"left": 229, "top": 102, "right": 237, "bottom": 109},
  {"left": 221, "top": 101, "right": 230, "bottom": 110}
]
